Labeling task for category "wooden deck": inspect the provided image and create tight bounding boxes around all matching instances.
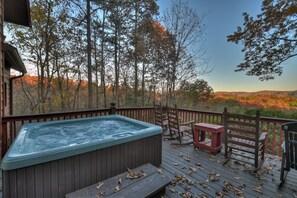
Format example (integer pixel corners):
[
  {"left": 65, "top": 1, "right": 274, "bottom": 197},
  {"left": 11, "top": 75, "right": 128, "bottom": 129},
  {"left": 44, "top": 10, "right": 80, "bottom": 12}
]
[
  {"left": 0, "top": 139, "right": 296, "bottom": 198},
  {"left": 161, "top": 140, "right": 297, "bottom": 198}
]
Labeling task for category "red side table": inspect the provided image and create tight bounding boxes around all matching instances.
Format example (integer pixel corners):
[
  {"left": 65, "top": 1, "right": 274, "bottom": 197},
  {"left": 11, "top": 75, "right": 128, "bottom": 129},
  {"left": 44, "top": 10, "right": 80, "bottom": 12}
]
[{"left": 193, "top": 123, "right": 224, "bottom": 154}]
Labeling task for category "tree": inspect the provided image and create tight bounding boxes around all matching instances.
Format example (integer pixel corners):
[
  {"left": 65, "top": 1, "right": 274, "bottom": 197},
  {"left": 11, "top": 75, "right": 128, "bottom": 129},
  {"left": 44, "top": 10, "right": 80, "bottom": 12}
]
[
  {"left": 177, "top": 79, "right": 213, "bottom": 107},
  {"left": 227, "top": 0, "right": 297, "bottom": 81},
  {"left": 129, "top": 0, "right": 158, "bottom": 106},
  {"left": 7, "top": 0, "right": 73, "bottom": 113},
  {"left": 162, "top": 0, "right": 209, "bottom": 105}
]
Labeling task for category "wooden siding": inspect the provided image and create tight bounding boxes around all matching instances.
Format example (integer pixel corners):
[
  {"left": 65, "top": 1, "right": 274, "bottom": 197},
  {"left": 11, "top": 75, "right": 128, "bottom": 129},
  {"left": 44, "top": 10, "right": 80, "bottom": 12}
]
[
  {"left": 0, "top": 0, "right": 4, "bottom": 163},
  {"left": 2, "top": 134, "right": 162, "bottom": 198}
]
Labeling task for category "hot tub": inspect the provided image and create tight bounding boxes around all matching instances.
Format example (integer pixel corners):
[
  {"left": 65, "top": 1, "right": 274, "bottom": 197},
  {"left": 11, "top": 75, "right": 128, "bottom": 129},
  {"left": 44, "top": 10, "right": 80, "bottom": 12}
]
[{"left": 2, "top": 115, "right": 162, "bottom": 198}]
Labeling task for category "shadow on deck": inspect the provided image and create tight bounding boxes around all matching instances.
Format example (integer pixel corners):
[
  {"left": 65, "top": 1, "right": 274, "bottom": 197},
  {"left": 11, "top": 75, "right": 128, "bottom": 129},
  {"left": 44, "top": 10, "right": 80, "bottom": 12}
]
[{"left": 161, "top": 140, "right": 296, "bottom": 198}]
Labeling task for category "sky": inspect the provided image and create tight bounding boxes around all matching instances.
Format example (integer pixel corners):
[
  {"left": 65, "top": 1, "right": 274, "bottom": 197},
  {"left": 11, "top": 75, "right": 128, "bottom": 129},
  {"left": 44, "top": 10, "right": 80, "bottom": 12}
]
[{"left": 158, "top": 0, "right": 297, "bottom": 92}]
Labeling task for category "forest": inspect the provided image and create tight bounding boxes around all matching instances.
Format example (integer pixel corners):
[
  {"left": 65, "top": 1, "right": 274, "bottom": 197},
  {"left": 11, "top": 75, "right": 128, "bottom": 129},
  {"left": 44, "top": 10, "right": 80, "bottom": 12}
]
[
  {"left": 7, "top": 0, "right": 297, "bottom": 118},
  {"left": 7, "top": 0, "right": 212, "bottom": 114}
]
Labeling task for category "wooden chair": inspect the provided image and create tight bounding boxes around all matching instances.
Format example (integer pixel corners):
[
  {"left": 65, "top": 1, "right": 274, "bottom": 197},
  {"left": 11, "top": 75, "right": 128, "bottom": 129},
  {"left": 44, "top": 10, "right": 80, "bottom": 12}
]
[
  {"left": 223, "top": 108, "right": 268, "bottom": 170},
  {"left": 153, "top": 102, "right": 169, "bottom": 136},
  {"left": 279, "top": 122, "right": 297, "bottom": 187},
  {"left": 166, "top": 104, "right": 194, "bottom": 145}
]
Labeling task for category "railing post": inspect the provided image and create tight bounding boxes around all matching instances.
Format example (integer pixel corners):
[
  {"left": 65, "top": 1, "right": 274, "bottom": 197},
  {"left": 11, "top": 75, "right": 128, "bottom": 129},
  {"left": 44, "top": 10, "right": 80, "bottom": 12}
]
[
  {"left": 110, "top": 103, "right": 116, "bottom": 115},
  {"left": 2, "top": 122, "right": 7, "bottom": 158}
]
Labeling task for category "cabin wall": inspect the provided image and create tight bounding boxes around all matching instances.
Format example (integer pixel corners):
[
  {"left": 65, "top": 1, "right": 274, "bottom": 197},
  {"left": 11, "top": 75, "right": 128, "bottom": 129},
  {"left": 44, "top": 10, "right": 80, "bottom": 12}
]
[{"left": 0, "top": 0, "right": 4, "bottom": 158}]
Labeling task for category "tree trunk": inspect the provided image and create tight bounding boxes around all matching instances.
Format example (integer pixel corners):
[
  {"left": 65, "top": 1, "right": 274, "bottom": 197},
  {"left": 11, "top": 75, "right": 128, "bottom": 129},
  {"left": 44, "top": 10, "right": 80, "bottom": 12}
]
[
  {"left": 141, "top": 62, "right": 145, "bottom": 107},
  {"left": 134, "top": 11, "right": 138, "bottom": 107},
  {"left": 100, "top": 8, "right": 106, "bottom": 108},
  {"left": 87, "top": 0, "right": 93, "bottom": 109}
]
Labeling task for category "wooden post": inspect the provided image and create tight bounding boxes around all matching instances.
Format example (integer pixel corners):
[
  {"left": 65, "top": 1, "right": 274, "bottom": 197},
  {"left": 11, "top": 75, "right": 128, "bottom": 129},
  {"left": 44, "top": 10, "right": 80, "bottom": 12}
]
[
  {"left": 2, "top": 122, "right": 7, "bottom": 158},
  {"left": 223, "top": 107, "right": 227, "bottom": 158},
  {"left": 110, "top": 102, "right": 116, "bottom": 115}
]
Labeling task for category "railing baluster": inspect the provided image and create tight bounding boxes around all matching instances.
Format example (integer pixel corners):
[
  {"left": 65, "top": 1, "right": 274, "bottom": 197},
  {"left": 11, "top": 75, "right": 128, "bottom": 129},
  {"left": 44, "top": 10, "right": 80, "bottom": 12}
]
[
  {"left": 2, "top": 122, "right": 8, "bottom": 158},
  {"left": 272, "top": 122, "right": 277, "bottom": 155}
]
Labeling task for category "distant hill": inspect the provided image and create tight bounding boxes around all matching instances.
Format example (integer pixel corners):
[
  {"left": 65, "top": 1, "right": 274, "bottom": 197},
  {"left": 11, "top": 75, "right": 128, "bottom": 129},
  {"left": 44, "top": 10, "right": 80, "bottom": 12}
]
[
  {"left": 212, "top": 90, "right": 297, "bottom": 110},
  {"left": 215, "top": 90, "right": 297, "bottom": 98}
]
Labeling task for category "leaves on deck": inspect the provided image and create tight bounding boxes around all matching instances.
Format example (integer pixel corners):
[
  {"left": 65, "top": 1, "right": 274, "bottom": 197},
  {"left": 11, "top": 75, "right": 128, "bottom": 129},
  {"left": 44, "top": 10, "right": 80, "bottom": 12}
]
[
  {"left": 170, "top": 187, "right": 178, "bottom": 193},
  {"left": 141, "top": 169, "right": 147, "bottom": 177},
  {"left": 215, "top": 191, "right": 225, "bottom": 198},
  {"left": 253, "top": 184, "right": 263, "bottom": 194},
  {"left": 233, "top": 187, "right": 244, "bottom": 197},
  {"left": 184, "top": 155, "right": 191, "bottom": 162},
  {"left": 198, "top": 182, "right": 211, "bottom": 190},
  {"left": 189, "top": 167, "right": 197, "bottom": 174},
  {"left": 157, "top": 168, "right": 163, "bottom": 174},
  {"left": 206, "top": 171, "right": 220, "bottom": 182},
  {"left": 126, "top": 168, "right": 142, "bottom": 179},
  {"left": 222, "top": 180, "right": 233, "bottom": 192},
  {"left": 171, "top": 174, "right": 196, "bottom": 186},
  {"left": 96, "top": 182, "right": 104, "bottom": 189},
  {"left": 114, "top": 185, "right": 120, "bottom": 192},
  {"left": 96, "top": 191, "right": 106, "bottom": 198},
  {"left": 221, "top": 180, "right": 246, "bottom": 197}
]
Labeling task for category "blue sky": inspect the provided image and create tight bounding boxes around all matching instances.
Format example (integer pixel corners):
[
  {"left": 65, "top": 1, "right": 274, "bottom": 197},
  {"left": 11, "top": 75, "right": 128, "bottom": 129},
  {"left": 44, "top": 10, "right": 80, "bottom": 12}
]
[{"left": 158, "top": 0, "right": 297, "bottom": 92}]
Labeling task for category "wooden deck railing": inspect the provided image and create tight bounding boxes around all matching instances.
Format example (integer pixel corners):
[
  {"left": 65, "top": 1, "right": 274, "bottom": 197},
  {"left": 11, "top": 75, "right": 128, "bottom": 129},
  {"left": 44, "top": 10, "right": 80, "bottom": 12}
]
[{"left": 1, "top": 106, "right": 296, "bottom": 158}]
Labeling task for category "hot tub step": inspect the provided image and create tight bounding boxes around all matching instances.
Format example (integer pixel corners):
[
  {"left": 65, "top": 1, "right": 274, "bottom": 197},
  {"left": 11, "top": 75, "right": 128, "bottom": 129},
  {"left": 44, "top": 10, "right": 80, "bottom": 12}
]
[{"left": 65, "top": 163, "right": 171, "bottom": 198}]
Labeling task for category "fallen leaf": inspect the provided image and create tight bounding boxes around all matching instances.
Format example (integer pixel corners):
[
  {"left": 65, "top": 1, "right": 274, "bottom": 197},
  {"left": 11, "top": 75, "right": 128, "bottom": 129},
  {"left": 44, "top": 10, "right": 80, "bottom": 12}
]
[
  {"left": 118, "top": 178, "right": 122, "bottom": 185},
  {"left": 233, "top": 187, "right": 244, "bottom": 196},
  {"left": 238, "top": 183, "right": 246, "bottom": 188},
  {"left": 172, "top": 162, "right": 179, "bottom": 166},
  {"left": 215, "top": 191, "right": 224, "bottom": 198},
  {"left": 208, "top": 176, "right": 219, "bottom": 182},
  {"left": 184, "top": 155, "right": 191, "bottom": 162},
  {"left": 189, "top": 167, "right": 197, "bottom": 173},
  {"left": 157, "top": 168, "right": 163, "bottom": 174},
  {"left": 96, "top": 191, "right": 106, "bottom": 198},
  {"left": 234, "top": 177, "right": 240, "bottom": 180},
  {"left": 196, "top": 163, "right": 202, "bottom": 167},
  {"left": 178, "top": 152, "right": 184, "bottom": 157},
  {"left": 96, "top": 182, "right": 104, "bottom": 189},
  {"left": 222, "top": 180, "right": 232, "bottom": 192},
  {"left": 199, "top": 182, "right": 210, "bottom": 189},
  {"left": 126, "top": 168, "right": 142, "bottom": 179},
  {"left": 141, "top": 169, "right": 147, "bottom": 177},
  {"left": 253, "top": 186, "right": 262, "bottom": 193},
  {"left": 170, "top": 187, "right": 177, "bottom": 193},
  {"left": 115, "top": 185, "right": 120, "bottom": 192}
]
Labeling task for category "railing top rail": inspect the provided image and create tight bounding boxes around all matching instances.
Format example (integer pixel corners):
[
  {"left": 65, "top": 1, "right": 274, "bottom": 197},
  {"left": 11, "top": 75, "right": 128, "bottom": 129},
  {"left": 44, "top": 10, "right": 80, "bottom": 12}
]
[
  {"left": 116, "top": 107, "right": 154, "bottom": 111},
  {"left": 2, "top": 108, "right": 110, "bottom": 122},
  {"left": 2, "top": 106, "right": 297, "bottom": 124},
  {"left": 177, "top": 108, "right": 222, "bottom": 116}
]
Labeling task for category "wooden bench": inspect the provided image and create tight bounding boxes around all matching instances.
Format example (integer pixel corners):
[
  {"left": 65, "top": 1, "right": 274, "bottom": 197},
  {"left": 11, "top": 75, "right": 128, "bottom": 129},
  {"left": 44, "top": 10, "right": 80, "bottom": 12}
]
[{"left": 65, "top": 163, "right": 171, "bottom": 198}]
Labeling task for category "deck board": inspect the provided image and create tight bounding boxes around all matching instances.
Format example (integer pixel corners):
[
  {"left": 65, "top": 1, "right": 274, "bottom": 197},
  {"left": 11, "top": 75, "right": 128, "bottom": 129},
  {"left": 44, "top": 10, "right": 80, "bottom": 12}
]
[{"left": 161, "top": 140, "right": 297, "bottom": 198}]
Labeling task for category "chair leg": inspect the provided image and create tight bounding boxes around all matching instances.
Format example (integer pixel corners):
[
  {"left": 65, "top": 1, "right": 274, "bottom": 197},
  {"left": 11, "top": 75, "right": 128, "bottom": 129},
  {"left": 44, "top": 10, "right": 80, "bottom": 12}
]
[
  {"left": 223, "top": 150, "right": 231, "bottom": 166},
  {"left": 279, "top": 154, "right": 288, "bottom": 188}
]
